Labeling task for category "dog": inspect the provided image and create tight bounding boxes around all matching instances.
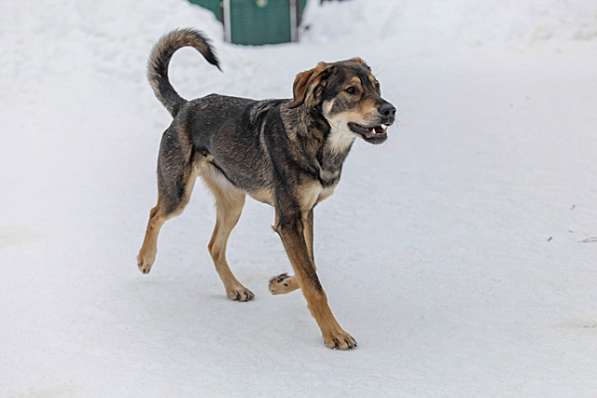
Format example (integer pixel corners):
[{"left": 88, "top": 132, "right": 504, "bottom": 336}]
[{"left": 137, "top": 29, "right": 396, "bottom": 349}]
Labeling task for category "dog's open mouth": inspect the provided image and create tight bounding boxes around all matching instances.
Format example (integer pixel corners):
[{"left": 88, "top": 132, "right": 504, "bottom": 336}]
[{"left": 347, "top": 122, "right": 389, "bottom": 144}]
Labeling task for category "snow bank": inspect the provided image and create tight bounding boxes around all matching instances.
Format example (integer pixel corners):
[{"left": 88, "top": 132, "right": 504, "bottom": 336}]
[{"left": 303, "top": 0, "right": 597, "bottom": 47}]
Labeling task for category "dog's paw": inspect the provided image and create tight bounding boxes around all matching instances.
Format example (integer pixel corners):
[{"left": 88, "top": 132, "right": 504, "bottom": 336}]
[
  {"left": 268, "top": 273, "right": 299, "bottom": 295},
  {"left": 323, "top": 329, "right": 357, "bottom": 350},
  {"left": 227, "top": 286, "right": 255, "bottom": 302},
  {"left": 137, "top": 251, "right": 155, "bottom": 274}
]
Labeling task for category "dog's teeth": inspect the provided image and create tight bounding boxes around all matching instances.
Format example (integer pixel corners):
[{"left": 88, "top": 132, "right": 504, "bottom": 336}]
[{"left": 381, "top": 124, "right": 388, "bottom": 130}]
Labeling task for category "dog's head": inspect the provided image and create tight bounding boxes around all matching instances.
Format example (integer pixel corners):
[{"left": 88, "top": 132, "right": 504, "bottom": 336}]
[{"left": 289, "top": 58, "right": 395, "bottom": 144}]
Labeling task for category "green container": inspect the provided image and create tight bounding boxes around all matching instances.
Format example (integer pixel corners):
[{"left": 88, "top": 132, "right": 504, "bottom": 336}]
[
  {"left": 227, "top": 0, "right": 292, "bottom": 45},
  {"left": 188, "top": 0, "right": 308, "bottom": 45}
]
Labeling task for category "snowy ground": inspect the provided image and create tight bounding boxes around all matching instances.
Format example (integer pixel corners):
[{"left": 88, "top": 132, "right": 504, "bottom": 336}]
[{"left": 2, "top": 0, "right": 597, "bottom": 397}]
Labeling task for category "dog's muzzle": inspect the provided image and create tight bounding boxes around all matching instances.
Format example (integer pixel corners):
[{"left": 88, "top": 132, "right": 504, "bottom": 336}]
[{"left": 347, "top": 101, "right": 396, "bottom": 144}]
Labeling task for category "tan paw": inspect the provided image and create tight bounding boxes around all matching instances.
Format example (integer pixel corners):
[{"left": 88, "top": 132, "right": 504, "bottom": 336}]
[
  {"left": 268, "top": 273, "right": 299, "bottom": 295},
  {"left": 323, "top": 329, "right": 357, "bottom": 350},
  {"left": 137, "top": 251, "right": 155, "bottom": 274},
  {"left": 226, "top": 286, "right": 255, "bottom": 302}
]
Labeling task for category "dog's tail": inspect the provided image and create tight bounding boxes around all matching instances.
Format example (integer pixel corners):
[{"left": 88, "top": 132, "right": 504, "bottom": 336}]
[{"left": 147, "top": 28, "right": 221, "bottom": 117}]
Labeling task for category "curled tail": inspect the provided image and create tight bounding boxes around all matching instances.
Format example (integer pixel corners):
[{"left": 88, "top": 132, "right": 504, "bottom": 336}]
[{"left": 147, "top": 28, "right": 220, "bottom": 117}]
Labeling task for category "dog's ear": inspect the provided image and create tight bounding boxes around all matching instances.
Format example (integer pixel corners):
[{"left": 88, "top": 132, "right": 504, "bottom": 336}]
[{"left": 288, "top": 62, "right": 330, "bottom": 109}]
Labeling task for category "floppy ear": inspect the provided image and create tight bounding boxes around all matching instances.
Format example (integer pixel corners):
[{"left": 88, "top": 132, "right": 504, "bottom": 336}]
[{"left": 288, "top": 62, "right": 329, "bottom": 108}]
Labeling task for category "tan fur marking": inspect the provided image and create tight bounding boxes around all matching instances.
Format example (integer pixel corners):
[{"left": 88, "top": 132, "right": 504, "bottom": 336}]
[
  {"left": 298, "top": 180, "right": 322, "bottom": 212},
  {"left": 202, "top": 165, "right": 254, "bottom": 302},
  {"left": 318, "top": 184, "right": 337, "bottom": 203},
  {"left": 248, "top": 187, "right": 274, "bottom": 206},
  {"left": 349, "top": 76, "right": 362, "bottom": 88}
]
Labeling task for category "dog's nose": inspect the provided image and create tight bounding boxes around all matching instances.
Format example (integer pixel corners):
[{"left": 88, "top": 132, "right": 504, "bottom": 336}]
[{"left": 379, "top": 102, "right": 396, "bottom": 119}]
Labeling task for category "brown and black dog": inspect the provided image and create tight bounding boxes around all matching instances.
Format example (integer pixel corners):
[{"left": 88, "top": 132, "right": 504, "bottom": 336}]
[{"left": 138, "top": 29, "right": 396, "bottom": 349}]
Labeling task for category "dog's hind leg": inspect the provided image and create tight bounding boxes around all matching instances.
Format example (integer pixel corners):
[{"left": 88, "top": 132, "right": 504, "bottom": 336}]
[
  {"left": 137, "top": 203, "right": 167, "bottom": 274},
  {"left": 137, "top": 129, "right": 199, "bottom": 274},
  {"left": 269, "top": 209, "right": 313, "bottom": 295},
  {"left": 202, "top": 168, "right": 254, "bottom": 302}
]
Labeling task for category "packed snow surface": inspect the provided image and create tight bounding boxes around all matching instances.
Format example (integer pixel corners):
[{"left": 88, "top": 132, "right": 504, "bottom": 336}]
[{"left": 2, "top": 0, "right": 597, "bottom": 397}]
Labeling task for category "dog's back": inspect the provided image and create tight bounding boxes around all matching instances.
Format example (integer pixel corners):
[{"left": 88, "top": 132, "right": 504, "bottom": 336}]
[{"left": 148, "top": 29, "right": 285, "bottom": 193}]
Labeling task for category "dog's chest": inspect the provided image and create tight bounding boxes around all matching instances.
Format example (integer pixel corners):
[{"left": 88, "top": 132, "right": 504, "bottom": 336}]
[
  {"left": 299, "top": 180, "right": 338, "bottom": 211},
  {"left": 318, "top": 183, "right": 337, "bottom": 203},
  {"left": 248, "top": 180, "right": 337, "bottom": 209}
]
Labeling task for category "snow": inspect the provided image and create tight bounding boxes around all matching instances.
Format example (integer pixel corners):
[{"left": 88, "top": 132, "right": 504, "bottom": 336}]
[{"left": 2, "top": 0, "right": 597, "bottom": 396}]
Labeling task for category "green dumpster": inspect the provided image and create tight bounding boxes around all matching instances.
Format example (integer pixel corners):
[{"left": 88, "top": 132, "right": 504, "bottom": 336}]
[{"left": 189, "top": 0, "right": 308, "bottom": 45}]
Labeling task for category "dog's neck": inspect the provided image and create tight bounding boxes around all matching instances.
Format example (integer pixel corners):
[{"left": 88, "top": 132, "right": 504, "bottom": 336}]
[
  {"left": 324, "top": 115, "right": 356, "bottom": 155},
  {"left": 282, "top": 103, "right": 354, "bottom": 186}
]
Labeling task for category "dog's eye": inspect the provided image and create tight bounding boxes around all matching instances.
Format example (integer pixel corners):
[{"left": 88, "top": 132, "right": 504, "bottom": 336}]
[{"left": 345, "top": 86, "right": 357, "bottom": 95}]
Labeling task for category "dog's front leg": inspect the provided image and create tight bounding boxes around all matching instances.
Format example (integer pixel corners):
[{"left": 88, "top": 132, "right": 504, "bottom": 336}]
[
  {"left": 274, "top": 209, "right": 356, "bottom": 350},
  {"left": 269, "top": 209, "right": 312, "bottom": 295}
]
